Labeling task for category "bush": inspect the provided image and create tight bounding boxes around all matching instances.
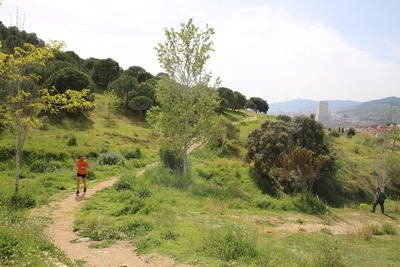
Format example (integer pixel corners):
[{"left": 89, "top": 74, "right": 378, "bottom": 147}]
[
  {"left": 0, "top": 146, "right": 14, "bottom": 161},
  {"left": 123, "top": 147, "right": 143, "bottom": 160},
  {"left": 329, "top": 131, "right": 340, "bottom": 138},
  {"left": 292, "top": 193, "right": 328, "bottom": 215},
  {"left": 382, "top": 223, "right": 397, "bottom": 235},
  {"left": 347, "top": 127, "right": 356, "bottom": 137},
  {"left": 67, "top": 136, "right": 77, "bottom": 146},
  {"left": 99, "top": 151, "right": 122, "bottom": 165},
  {"left": 121, "top": 219, "right": 153, "bottom": 238},
  {"left": 0, "top": 230, "right": 19, "bottom": 259},
  {"left": 159, "top": 146, "right": 183, "bottom": 171},
  {"left": 114, "top": 177, "right": 132, "bottom": 191},
  {"left": 1, "top": 194, "right": 36, "bottom": 210},
  {"left": 202, "top": 224, "right": 258, "bottom": 261}
]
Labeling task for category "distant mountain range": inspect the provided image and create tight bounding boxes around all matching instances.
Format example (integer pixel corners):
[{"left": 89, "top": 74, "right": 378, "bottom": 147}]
[
  {"left": 269, "top": 99, "right": 362, "bottom": 114},
  {"left": 269, "top": 96, "right": 400, "bottom": 124}
]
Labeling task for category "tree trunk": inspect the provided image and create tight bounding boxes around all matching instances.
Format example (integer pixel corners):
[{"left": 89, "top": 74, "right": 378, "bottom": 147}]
[
  {"left": 15, "top": 80, "right": 22, "bottom": 194},
  {"left": 15, "top": 116, "right": 22, "bottom": 194}
]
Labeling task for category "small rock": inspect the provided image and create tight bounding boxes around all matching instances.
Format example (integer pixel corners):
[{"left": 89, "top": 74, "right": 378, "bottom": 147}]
[
  {"left": 120, "top": 265, "right": 129, "bottom": 267},
  {"left": 77, "top": 237, "right": 92, "bottom": 242}
]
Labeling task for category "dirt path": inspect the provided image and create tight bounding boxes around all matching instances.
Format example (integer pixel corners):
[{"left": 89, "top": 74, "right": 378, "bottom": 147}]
[{"left": 32, "top": 169, "right": 184, "bottom": 267}]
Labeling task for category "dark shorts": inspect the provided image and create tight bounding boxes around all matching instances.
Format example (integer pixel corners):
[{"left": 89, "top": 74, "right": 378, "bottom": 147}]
[{"left": 77, "top": 173, "right": 87, "bottom": 179}]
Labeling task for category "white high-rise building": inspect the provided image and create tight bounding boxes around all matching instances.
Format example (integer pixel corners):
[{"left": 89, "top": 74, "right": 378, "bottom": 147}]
[{"left": 316, "top": 101, "right": 330, "bottom": 126}]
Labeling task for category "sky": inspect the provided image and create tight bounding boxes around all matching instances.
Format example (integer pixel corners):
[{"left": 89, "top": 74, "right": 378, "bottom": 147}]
[{"left": 1, "top": 0, "right": 400, "bottom": 103}]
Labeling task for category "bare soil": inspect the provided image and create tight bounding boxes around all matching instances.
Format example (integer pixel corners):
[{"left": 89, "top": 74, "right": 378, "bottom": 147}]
[{"left": 31, "top": 177, "right": 189, "bottom": 267}]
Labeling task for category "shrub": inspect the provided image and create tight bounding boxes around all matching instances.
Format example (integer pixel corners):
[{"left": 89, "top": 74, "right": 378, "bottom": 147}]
[
  {"left": 382, "top": 223, "right": 397, "bottom": 235},
  {"left": 121, "top": 219, "right": 153, "bottom": 238},
  {"left": 347, "top": 127, "right": 356, "bottom": 137},
  {"left": 123, "top": 147, "right": 143, "bottom": 160},
  {"left": 2, "top": 194, "right": 36, "bottom": 210},
  {"left": 329, "top": 131, "right": 340, "bottom": 138},
  {"left": 67, "top": 136, "right": 77, "bottom": 146},
  {"left": 80, "top": 216, "right": 120, "bottom": 241},
  {"left": 86, "top": 169, "right": 96, "bottom": 181},
  {"left": 99, "top": 151, "right": 122, "bottom": 165},
  {"left": 159, "top": 146, "right": 183, "bottom": 171},
  {"left": 0, "top": 146, "right": 14, "bottom": 161},
  {"left": 369, "top": 224, "right": 384, "bottom": 235},
  {"left": 114, "top": 177, "right": 132, "bottom": 191},
  {"left": 292, "top": 194, "right": 328, "bottom": 215},
  {"left": 202, "top": 224, "right": 258, "bottom": 261},
  {"left": 0, "top": 230, "right": 19, "bottom": 259}
]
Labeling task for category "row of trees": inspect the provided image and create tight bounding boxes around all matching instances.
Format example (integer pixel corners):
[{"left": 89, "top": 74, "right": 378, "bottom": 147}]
[
  {"left": 1, "top": 22, "right": 268, "bottom": 118},
  {"left": 0, "top": 16, "right": 268, "bottom": 192},
  {"left": 217, "top": 87, "right": 268, "bottom": 113}
]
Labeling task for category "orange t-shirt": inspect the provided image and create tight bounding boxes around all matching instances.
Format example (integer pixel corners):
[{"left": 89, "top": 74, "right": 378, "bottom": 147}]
[{"left": 77, "top": 160, "right": 89, "bottom": 175}]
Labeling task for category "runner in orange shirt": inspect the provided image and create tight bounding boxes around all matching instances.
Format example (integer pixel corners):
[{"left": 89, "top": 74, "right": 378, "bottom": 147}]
[{"left": 76, "top": 155, "right": 89, "bottom": 195}]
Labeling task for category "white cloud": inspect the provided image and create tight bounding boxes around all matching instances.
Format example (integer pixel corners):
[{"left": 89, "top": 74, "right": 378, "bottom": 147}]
[
  {"left": 208, "top": 5, "right": 400, "bottom": 102},
  {"left": 1, "top": 1, "right": 399, "bottom": 103}
]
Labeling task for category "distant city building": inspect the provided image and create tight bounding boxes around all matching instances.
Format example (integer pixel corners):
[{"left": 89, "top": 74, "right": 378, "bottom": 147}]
[{"left": 316, "top": 101, "right": 330, "bottom": 126}]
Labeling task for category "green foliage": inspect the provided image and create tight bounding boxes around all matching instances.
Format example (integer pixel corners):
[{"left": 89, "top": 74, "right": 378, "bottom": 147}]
[
  {"left": 159, "top": 146, "right": 184, "bottom": 171},
  {"left": 91, "top": 58, "right": 121, "bottom": 88},
  {"left": 0, "top": 209, "right": 70, "bottom": 266},
  {"left": 67, "top": 135, "right": 77, "bottom": 146},
  {"left": 128, "top": 96, "right": 153, "bottom": 115},
  {"left": 202, "top": 224, "right": 258, "bottom": 262},
  {"left": 382, "top": 223, "right": 397, "bottom": 235},
  {"left": 43, "top": 67, "right": 93, "bottom": 94},
  {"left": 107, "top": 75, "right": 138, "bottom": 107},
  {"left": 347, "top": 127, "right": 356, "bottom": 137},
  {"left": 99, "top": 151, "right": 122, "bottom": 165},
  {"left": 122, "top": 147, "right": 143, "bottom": 160},
  {"left": 120, "top": 219, "right": 153, "bottom": 238},
  {"left": 247, "top": 97, "right": 269, "bottom": 113},
  {"left": 1, "top": 193, "right": 36, "bottom": 210},
  {"left": 276, "top": 114, "right": 292, "bottom": 122},
  {"left": 152, "top": 19, "right": 222, "bottom": 178},
  {"left": 292, "top": 194, "right": 328, "bottom": 215},
  {"left": 329, "top": 130, "right": 340, "bottom": 138},
  {"left": 246, "top": 115, "right": 332, "bottom": 195},
  {"left": 0, "top": 146, "right": 14, "bottom": 161},
  {"left": 80, "top": 216, "right": 120, "bottom": 241}
]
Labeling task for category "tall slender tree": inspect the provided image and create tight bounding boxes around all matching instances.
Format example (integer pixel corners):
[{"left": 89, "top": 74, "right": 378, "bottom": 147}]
[{"left": 149, "top": 19, "right": 221, "bottom": 178}]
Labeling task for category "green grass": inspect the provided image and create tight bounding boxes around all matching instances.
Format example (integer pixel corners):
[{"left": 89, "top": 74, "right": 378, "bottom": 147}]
[{"left": 1, "top": 92, "right": 400, "bottom": 266}]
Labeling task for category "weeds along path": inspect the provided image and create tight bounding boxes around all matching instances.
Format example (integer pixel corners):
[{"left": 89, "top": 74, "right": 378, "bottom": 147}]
[{"left": 32, "top": 169, "right": 184, "bottom": 267}]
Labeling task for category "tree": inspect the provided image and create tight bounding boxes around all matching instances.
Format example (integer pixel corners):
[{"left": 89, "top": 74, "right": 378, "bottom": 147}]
[
  {"left": 0, "top": 41, "right": 58, "bottom": 193},
  {"left": 246, "top": 115, "right": 331, "bottom": 193},
  {"left": 347, "top": 127, "right": 356, "bottom": 137},
  {"left": 246, "top": 120, "right": 293, "bottom": 173},
  {"left": 248, "top": 97, "right": 268, "bottom": 113},
  {"left": 1, "top": 40, "right": 94, "bottom": 194},
  {"left": 217, "top": 87, "right": 234, "bottom": 109},
  {"left": 124, "top": 66, "right": 146, "bottom": 79},
  {"left": 43, "top": 67, "right": 92, "bottom": 93},
  {"left": 104, "top": 89, "right": 118, "bottom": 119},
  {"left": 245, "top": 100, "right": 257, "bottom": 111},
  {"left": 232, "top": 91, "right": 246, "bottom": 111},
  {"left": 128, "top": 96, "right": 153, "bottom": 116},
  {"left": 276, "top": 147, "right": 329, "bottom": 192},
  {"left": 130, "top": 81, "right": 156, "bottom": 102},
  {"left": 150, "top": 19, "right": 221, "bottom": 178},
  {"left": 276, "top": 114, "right": 292, "bottom": 122},
  {"left": 388, "top": 126, "right": 400, "bottom": 152},
  {"left": 107, "top": 75, "right": 138, "bottom": 107},
  {"left": 91, "top": 58, "right": 121, "bottom": 88}
]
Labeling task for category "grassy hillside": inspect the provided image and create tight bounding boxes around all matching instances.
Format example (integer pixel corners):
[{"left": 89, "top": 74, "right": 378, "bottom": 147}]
[{"left": 0, "top": 92, "right": 399, "bottom": 266}]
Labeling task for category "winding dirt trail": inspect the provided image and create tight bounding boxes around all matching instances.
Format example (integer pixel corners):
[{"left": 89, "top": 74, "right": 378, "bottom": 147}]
[
  {"left": 33, "top": 178, "right": 149, "bottom": 266},
  {"left": 32, "top": 172, "right": 183, "bottom": 267}
]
